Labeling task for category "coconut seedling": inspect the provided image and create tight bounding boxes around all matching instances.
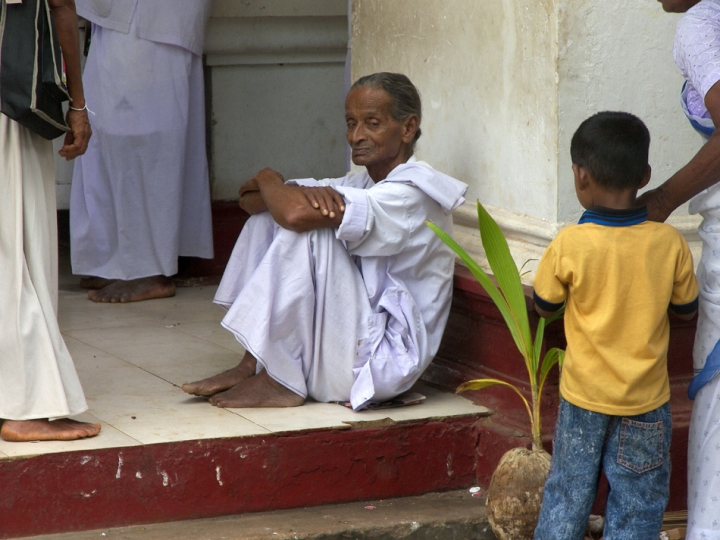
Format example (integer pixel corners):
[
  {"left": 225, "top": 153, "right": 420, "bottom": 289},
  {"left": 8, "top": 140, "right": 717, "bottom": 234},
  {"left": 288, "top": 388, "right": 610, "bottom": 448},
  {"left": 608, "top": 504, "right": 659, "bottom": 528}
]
[{"left": 427, "top": 201, "right": 564, "bottom": 540}]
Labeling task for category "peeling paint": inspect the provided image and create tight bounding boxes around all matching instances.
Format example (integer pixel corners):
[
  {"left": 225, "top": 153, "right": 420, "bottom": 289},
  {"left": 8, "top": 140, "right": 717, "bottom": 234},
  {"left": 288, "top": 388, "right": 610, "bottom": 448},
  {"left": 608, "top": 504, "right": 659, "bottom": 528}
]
[
  {"left": 135, "top": 472, "right": 142, "bottom": 479},
  {"left": 80, "top": 456, "right": 92, "bottom": 465},
  {"left": 160, "top": 470, "right": 169, "bottom": 487},
  {"left": 446, "top": 453, "right": 454, "bottom": 477},
  {"left": 115, "top": 453, "right": 123, "bottom": 479},
  {"left": 215, "top": 466, "right": 223, "bottom": 486}
]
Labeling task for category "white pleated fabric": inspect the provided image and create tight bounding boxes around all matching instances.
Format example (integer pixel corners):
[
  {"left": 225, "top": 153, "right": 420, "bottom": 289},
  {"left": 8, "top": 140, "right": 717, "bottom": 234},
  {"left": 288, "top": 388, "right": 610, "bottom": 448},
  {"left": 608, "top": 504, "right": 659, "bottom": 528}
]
[
  {"left": 69, "top": 10, "right": 213, "bottom": 280},
  {"left": 214, "top": 159, "right": 467, "bottom": 410},
  {"left": 0, "top": 115, "right": 87, "bottom": 421},
  {"left": 674, "top": 4, "right": 720, "bottom": 536}
]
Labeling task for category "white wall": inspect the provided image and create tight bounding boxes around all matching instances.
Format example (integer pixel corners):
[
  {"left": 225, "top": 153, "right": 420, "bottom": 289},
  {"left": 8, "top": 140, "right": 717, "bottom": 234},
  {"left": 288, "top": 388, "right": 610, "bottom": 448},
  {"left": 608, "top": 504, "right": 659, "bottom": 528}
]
[
  {"left": 205, "top": 1, "right": 348, "bottom": 199},
  {"left": 350, "top": 0, "right": 703, "bottom": 275}
]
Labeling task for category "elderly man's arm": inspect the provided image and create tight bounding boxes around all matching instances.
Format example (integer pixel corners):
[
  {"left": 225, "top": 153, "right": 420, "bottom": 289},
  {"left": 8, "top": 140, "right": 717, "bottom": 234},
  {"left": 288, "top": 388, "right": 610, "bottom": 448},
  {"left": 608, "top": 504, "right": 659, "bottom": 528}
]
[
  {"left": 48, "top": 0, "right": 91, "bottom": 160},
  {"left": 639, "top": 83, "right": 720, "bottom": 222},
  {"left": 240, "top": 168, "right": 346, "bottom": 232}
]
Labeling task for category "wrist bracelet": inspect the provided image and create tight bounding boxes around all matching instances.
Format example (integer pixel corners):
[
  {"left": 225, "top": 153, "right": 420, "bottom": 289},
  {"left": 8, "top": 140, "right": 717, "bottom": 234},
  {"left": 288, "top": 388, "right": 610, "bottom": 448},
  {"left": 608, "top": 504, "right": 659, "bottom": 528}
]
[{"left": 68, "top": 102, "right": 95, "bottom": 115}]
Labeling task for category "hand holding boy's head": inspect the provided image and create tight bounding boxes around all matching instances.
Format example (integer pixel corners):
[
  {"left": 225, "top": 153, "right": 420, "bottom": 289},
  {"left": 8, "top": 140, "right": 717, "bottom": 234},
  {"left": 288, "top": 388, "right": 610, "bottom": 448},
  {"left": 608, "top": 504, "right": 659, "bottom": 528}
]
[{"left": 571, "top": 112, "right": 651, "bottom": 209}]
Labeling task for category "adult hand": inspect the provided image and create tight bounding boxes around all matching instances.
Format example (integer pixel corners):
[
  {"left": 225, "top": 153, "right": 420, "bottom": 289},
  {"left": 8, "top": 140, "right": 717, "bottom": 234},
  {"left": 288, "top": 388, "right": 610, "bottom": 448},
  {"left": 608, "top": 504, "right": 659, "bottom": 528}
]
[
  {"left": 238, "top": 177, "right": 260, "bottom": 199},
  {"left": 58, "top": 108, "right": 91, "bottom": 160},
  {"left": 300, "top": 186, "right": 345, "bottom": 218},
  {"left": 636, "top": 186, "right": 675, "bottom": 223}
]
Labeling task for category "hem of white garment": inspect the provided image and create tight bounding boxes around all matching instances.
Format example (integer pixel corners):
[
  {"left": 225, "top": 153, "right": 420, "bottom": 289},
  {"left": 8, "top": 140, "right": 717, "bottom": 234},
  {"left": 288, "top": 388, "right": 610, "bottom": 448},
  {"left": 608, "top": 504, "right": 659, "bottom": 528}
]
[
  {"left": 1, "top": 405, "right": 89, "bottom": 422},
  {"left": 219, "top": 320, "right": 309, "bottom": 400},
  {"left": 68, "top": 268, "right": 178, "bottom": 281},
  {"left": 685, "top": 526, "right": 720, "bottom": 540}
]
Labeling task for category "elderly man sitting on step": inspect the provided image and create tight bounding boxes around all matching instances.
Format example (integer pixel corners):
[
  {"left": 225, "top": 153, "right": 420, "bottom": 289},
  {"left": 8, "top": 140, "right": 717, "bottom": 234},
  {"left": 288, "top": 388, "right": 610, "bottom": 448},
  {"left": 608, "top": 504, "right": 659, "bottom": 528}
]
[{"left": 183, "top": 72, "right": 468, "bottom": 411}]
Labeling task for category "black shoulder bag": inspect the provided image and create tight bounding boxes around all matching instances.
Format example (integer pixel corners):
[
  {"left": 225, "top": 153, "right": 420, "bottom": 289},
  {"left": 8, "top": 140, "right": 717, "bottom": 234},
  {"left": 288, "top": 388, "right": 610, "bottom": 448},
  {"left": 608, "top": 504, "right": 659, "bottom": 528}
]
[{"left": 0, "top": 0, "right": 71, "bottom": 140}]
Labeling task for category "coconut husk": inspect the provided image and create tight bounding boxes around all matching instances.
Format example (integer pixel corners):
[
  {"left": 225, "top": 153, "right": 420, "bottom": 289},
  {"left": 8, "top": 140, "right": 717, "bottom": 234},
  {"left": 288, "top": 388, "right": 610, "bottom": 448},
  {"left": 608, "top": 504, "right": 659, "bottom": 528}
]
[{"left": 486, "top": 447, "right": 551, "bottom": 540}]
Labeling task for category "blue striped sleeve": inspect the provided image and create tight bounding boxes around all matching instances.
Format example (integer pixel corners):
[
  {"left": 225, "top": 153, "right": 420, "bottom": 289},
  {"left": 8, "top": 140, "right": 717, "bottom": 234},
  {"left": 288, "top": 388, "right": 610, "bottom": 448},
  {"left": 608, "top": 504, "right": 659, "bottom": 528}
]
[
  {"left": 533, "top": 291, "right": 565, "bottom": 313},
  {"left": 670, "top": 296, "right": 699, "bottom": 315}
]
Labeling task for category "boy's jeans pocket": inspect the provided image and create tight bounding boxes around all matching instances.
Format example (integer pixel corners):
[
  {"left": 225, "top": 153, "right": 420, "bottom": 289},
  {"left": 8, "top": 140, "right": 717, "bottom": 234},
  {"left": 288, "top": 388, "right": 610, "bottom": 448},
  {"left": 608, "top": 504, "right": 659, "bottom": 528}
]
[{"left": 617, "top": 418, "right": 664, "bottom": 474}]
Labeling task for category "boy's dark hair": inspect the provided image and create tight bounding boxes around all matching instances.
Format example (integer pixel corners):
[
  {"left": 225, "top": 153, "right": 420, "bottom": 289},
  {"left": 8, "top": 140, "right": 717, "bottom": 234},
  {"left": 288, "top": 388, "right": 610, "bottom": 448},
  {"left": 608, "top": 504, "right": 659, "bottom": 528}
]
[{"left": 570, "top": 111, "right": 650, "bottom": 190}]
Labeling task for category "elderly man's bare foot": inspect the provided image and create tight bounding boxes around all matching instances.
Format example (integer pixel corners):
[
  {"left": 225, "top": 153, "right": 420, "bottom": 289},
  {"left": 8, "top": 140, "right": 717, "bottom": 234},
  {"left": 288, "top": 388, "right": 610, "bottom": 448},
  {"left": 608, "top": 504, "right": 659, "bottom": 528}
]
[
  {"left": 209, "top": 369, "right": 304, "bottom": 408},
  {"left": 88, "top": 275, "right": 175, "bottom": 303},
  {"left": 79, "top": 276, "right": 117, "bottom": 290},
  {"left": 1, "top": 418, "right": 102, "bottom": 442},
  {"left": 182, "top": 353, "right": 258, "bottom": 397}
]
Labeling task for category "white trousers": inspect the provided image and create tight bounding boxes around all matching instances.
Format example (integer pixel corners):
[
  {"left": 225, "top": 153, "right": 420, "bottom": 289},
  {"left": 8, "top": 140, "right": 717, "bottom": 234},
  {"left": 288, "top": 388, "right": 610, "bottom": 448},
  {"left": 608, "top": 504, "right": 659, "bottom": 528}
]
[{"left": 0, "top": 115, "right": 87, "bottom": 421}]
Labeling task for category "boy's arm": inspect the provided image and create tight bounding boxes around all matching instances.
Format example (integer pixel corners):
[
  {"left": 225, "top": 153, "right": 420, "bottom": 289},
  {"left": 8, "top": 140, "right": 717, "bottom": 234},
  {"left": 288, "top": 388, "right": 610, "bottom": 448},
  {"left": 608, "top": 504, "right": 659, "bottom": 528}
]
[
  {"left": 668, "top": 298, "right": 698, "bottom": 321},
  {"left": 533, "top": 291, "right": 565, "bottom": 318},
  {"left": 532, "top": 242, "right": 567, "bottom": 318},
  {"left": 668, "top": 237, "right": 699, "bottom": 320}
]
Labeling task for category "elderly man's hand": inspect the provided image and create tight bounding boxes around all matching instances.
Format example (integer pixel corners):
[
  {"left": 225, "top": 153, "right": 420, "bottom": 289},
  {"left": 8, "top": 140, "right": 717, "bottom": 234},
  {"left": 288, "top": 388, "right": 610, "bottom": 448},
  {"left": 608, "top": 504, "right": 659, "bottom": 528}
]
[
  {"left": 636, "top": 186, "right": 675, "bottom": 223},
  {"left": 300, "top": 186, "right": 345, "bottom": 219},
  {"left": 58, "top": 108, "right": 91, "bottom": 160}
]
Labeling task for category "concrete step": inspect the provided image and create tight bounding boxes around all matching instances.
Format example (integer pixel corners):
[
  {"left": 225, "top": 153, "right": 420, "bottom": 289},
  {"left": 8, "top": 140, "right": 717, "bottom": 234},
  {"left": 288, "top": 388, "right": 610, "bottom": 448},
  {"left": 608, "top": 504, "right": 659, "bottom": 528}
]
[{"left": 20, "top": 490, "right": 497, "bottom": 540}]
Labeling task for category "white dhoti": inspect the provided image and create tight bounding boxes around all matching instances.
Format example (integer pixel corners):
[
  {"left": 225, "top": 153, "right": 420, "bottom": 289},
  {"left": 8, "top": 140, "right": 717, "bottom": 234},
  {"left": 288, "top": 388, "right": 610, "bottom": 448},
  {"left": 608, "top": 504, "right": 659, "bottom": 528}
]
[
  {"left": 70, "top": 16, "right": 213, "bottom": 280},
  {"left": 213, "top": 160, "right": 468, "bottom": 410},
  {"left": 215, "top": 212, "right": 372, "bottom": 403},
  {"left": 0, "top": 115, "right": 87, "bottom": 421}
]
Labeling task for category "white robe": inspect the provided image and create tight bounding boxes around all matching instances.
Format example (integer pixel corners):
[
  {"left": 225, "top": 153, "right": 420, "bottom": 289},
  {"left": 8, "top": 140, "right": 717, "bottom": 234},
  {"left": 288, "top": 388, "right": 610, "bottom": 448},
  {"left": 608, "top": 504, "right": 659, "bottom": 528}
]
[
  {"left": 215, "top": 159, "right": 467, "bottom": 410},
  {"left": 70, "top": 2, "right": 214, "bottom": 280},
  {"left": 672, "top": 4, "right": 720, "bottom": 536},
  {"left": 0, "top": 115, "right": 87, "bottom": 421}
]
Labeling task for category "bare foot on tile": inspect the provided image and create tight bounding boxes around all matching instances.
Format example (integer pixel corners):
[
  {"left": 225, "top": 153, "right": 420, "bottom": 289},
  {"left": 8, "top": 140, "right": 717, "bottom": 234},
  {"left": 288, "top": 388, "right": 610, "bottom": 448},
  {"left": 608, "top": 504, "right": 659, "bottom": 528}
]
[
  {"left": 209, "top": 369, "right": 304, "bottom": 408},
  {"left": 182, "top": 352, "right": 258, "bottom": 397},
  {"left": 1, "top": 419, "right": 101, "bottom": 442},
  {"left": 88, "top": 275, "right": 175, "bottom": 303}
]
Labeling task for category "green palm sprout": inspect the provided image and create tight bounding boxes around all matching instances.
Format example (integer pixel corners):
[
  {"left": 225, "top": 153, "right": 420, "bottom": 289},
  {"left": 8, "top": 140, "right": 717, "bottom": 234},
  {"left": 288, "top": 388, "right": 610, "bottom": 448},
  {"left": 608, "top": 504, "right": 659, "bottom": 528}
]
[{"left": 427, "top": 202, "right": 564, "bottom": 451}]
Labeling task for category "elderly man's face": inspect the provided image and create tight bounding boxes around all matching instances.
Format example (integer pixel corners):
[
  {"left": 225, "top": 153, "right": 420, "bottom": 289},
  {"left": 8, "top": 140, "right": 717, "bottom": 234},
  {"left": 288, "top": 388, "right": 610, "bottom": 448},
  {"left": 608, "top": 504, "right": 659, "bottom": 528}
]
[
  {"left": 345, "top": 87, "right": 412, "bottom": 170},
  {"left": 657, "top": 0, "right": 701, "bottom": 12}
]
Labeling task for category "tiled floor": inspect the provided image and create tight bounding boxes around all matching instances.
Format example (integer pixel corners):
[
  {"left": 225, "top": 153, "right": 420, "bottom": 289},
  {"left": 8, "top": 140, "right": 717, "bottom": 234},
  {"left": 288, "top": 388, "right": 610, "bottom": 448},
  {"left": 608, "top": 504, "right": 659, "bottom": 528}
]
[{"left": 0, "top": 280, "right": 488, "bottom": 460}]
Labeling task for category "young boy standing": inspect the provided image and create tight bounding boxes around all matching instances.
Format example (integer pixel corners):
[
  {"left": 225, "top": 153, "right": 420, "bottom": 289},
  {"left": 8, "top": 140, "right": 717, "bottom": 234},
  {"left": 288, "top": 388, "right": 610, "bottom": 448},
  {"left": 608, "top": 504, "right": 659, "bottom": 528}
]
[{"left": 533, "top": 112, "right": 699, "bottom": 539}]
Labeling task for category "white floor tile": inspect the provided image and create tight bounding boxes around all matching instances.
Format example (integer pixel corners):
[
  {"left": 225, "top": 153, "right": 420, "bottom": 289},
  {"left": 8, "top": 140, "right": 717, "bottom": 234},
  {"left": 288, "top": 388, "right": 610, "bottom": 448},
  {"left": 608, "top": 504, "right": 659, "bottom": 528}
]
[
  {"left": 111, "top": 411, "right": 270, "bottom": 445},
  {"left": 173, "top": 321, "right": 246, "bottom": 354},
  {"left": 6, "top": 283, "right": 491, "bottom": 457},
  {"left": 231, "top": 384, "right": 489, "bottom": 433},
  {"left": 0, "top": 413, "right": 141, "bottom": 459}
]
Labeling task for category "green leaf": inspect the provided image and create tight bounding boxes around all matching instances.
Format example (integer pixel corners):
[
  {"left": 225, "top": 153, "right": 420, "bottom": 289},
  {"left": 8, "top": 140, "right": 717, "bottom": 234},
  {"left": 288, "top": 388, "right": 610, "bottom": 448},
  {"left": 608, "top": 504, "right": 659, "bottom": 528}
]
[
  {"left": 532, "top": 316, "right": 546, "bottom": 376},
  {"left": 538, "top": 347, "right": 565, "bottom": 394},
  {"left": 456, "top": 378, "right": 532, "bottom": 426},
  {"left": 476, "top": 202, "right": 533, "bottom": 360},
  {"left": 545, "top": 303, "right": 566, "bottom": 325},
  {"left": 426, "top": 221, "right": 528, "bottom": 357}
]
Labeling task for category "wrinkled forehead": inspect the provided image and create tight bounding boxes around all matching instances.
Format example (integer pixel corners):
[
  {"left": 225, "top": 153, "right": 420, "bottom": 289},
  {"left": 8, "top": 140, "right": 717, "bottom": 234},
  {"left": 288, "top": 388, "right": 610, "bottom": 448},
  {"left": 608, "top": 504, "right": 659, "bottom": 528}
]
[{"left": 344, "top": 86, "right": 394, "bottom": 118}]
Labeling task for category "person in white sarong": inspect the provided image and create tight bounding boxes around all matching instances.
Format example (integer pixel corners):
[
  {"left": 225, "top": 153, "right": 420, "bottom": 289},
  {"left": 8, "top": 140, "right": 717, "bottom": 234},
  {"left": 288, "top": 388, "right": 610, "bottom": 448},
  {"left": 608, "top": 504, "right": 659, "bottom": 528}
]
[
  {"left": 183, "top": 73, "right": 468, "bottom": 410},
  {"left": 644, "top": 1, "right": 720, "bottom": 537},
  {"left": 70, "top": 0, "right": 214, "bottom": 303},
  {"left": 1, "top": 0, "right": 99, "bottom": 442}
]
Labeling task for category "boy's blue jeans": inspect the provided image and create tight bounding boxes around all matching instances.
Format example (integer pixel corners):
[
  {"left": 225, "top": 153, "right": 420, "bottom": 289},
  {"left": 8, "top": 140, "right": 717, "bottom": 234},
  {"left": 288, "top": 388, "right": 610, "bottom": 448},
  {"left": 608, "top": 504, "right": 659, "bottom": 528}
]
[{"left": 534, "top": 398, "right": 671, "bottom": 540}]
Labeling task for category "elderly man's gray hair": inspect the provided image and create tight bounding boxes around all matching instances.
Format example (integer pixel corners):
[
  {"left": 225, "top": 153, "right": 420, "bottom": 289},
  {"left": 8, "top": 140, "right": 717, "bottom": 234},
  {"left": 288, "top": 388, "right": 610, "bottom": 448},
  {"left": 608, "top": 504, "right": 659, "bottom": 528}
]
[{"left": 351, "top": 72, "right": 422, "bottom": 145}]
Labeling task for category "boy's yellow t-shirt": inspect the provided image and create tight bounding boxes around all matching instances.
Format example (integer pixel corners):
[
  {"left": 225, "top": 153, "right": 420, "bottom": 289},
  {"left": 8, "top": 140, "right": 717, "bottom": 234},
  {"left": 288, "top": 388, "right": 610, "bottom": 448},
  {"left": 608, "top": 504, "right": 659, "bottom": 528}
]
[{"left": 533, "top": 206, "right": 698, "bottom": 416}]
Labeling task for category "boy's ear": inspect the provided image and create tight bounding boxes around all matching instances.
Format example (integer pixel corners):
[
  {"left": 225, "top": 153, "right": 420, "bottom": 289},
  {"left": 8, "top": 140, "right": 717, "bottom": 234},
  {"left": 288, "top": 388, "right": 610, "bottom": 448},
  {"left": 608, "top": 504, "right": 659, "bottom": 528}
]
[
  {"left": 573, "top": 164, "right": 590, "bottom": 190},
  {"left": 638, "top": 164, "right": 651, "bottom": 190}
]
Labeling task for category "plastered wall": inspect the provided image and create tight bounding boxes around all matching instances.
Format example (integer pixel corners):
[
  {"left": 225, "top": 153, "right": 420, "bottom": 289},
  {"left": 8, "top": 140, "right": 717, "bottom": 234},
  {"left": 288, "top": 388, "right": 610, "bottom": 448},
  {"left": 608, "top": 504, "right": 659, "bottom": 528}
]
[
  {"left": 351, "top": 0, "right": 560, "bottom": 223},
  {"left": 351, "top": 0, "right": 704, "bottom": 271}
]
